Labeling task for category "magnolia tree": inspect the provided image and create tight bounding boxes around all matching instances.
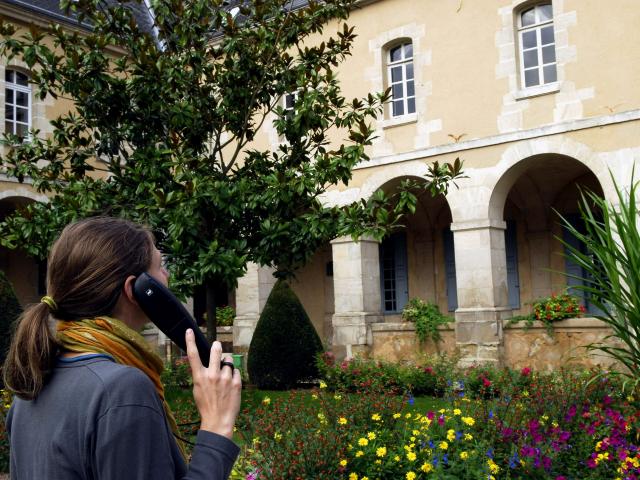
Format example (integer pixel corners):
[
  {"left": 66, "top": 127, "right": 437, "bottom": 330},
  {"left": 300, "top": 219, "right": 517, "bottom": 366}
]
[{"left": 0, "top": 0, "right": 463, "bottom": 337}]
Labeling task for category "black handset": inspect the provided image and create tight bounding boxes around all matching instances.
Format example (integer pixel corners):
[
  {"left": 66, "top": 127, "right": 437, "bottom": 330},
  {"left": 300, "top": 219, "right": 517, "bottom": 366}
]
[{"left": 133, "top": 272, "right": 211, "bottom": 366}]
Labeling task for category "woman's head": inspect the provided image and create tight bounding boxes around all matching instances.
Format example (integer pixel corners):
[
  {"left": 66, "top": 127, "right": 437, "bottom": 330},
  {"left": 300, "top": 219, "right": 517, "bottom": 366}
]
[
  {"left": 4, "top": 216, "right": 156, "bottom": 399},
  {"left": 47, "top": 216, "right": 155, "bottom": 320}
]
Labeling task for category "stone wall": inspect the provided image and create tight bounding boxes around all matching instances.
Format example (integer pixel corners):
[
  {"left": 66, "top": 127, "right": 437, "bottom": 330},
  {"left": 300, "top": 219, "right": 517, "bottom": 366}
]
[{"left": 369, "top": 318, "right": 621, "bottom": 371}]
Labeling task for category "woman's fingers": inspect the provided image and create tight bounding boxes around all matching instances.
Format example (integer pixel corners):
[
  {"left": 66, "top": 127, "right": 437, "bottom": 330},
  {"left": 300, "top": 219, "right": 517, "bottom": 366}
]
[{"left": 185, "top": 329, "right": 203, "bottom": 375}]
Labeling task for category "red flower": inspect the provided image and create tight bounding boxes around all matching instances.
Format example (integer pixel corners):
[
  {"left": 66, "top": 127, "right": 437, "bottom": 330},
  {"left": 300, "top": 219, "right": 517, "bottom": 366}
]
[{"left": 521, "top": 367, "right": 531, "bottom": 377}]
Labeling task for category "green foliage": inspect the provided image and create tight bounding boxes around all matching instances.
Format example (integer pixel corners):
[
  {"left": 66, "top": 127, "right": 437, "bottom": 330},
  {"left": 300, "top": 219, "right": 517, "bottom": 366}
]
[
  {"left": 215, "top": 305, "right": 235, "bottom": 327},
  {"left": 0, "top": 271, "right": 21, "bottom": 370},
  {"left": 401, "top": 298, "right": 453, "bottom": 344},
  {"left": 248, "top": 280, "right": 323, "bottom": 389},
  {"left": 559, "top": 173, "right": 640, "bottom": 391},
  {"left": 0, "top": 0, "right": 464, "bottom": 313}
]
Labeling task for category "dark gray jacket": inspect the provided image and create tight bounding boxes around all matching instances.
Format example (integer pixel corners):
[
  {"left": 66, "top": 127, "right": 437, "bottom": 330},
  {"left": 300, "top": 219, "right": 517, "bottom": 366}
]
[{"left": 6, "top": 355, "right": 239, "bottom": 479}]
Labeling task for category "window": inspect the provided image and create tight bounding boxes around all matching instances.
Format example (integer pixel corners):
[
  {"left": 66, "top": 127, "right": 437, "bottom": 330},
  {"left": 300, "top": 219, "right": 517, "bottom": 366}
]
[
  {"left": 4, "top": 69, "right": 31, "bottom": 139},
  {"left": 518, "top": 3, "right": 557, "bottom": 88},
  {"left": 379, "top": 232, "right": 408, "bottom": 313},
  {"left": 283, "top": 91, "right": 296, "bottom": 120},
  {"left": 387, "top": 42, "right": 415, "bottom": 117}
]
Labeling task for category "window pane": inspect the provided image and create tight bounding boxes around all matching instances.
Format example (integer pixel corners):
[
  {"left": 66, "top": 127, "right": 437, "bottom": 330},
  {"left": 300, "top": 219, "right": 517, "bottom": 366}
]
[
  {"left": 406, "top": 80, "right": 415, "bottom": 97},
  {"left": 522, "top": 30, "right": 537, "bottom": 49},
  {"left": 406, "top": 62, "right": 414, "bottom": 80},
  {"left": 285, "top": 94, "right": 295, "bottom": 109},
  {"left": 16, "top": 123, "right": 27, "bottom": 138},
  {"left": 543, "top": 64, "right": 557, "bottom": 83},
  {"left": 5, "top": 89, "right": 13, "bottom": 104},
  {"left": 393, "top": 100, "right": 404, "bottom": 116},
  {"left": 5, "top": 70, "right": 13, "bottom": 83},
  {"left": 541, "top": 26, "right": 555, "bottom": 45},
  {"left": 392, "top": 83, "right": 404, "bottom": 100},
  {"left": 524, "top": 68, "right": 540, "bottom": 87},
  {"left": 390, "top": 45, "right": 402, "bottom": 62},
  {"left": 542, "top": 45, "right": 556, "bottom": 64},
  {"left": 5, "top": 121, "right": 14, "bottom": 134},
  {"left": 5, "top": 105, "right": 13, "bottom": 120},
  {"left": 16, "top": 91, "right": 28, "bottom": 106},
  {"left": 16, "top": 107, "right": 27, "bottom": 123},
  {"left": 521, "top": 8, "right": 535, "bottom": 27},
  {"left": 391, "top": 66, "right": 403, "bottom": 83},
  {"left": 523, "top": 49, "right": 538, "bottom": 68},
  {"left": 403, "top": 42, "right": 413, "bottom": 59},
  {"left": 407, "top": 97, "right": 416, "bottom": 114},
  {"left": 538, "top": 4, "right": 553, "bottom": 22},
  {"left": 15, "top": 72, "right": 28, "bottom": 86}
]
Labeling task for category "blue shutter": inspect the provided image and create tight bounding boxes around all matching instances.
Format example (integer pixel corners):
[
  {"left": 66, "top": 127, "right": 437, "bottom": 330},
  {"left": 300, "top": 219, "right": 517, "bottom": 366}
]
[
  {"left": 563, "top": 214, "right": 586, "bottom": 305},
  {"left": 394, "top": 232, "right": 409, "bottom": 312},
  {"left": 505, "top": 220, "right": 521, "bottom": 309},
  {"left": 443, "top": 229, "right": 458, "bottom": 312}
]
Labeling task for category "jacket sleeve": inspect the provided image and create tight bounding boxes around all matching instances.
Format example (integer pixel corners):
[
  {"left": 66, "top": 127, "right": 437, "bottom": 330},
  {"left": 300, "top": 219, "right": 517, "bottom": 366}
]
[{"left": 92, "top": 377, "right": 239, "bottom": 479}]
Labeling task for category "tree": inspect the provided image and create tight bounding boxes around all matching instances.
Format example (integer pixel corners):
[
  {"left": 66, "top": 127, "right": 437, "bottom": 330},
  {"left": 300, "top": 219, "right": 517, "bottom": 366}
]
[
  {"left": 247, "top": 279, "right": 322, "bottom": 389},
  {"left": 0, "top": 270, "right": 21, "bottom": 380},
  {"left": 0, "top": 0, "right": 463, "bottom": 338},
  {"left": 560, "top": 175, "right": 640, "bottom": 391}
]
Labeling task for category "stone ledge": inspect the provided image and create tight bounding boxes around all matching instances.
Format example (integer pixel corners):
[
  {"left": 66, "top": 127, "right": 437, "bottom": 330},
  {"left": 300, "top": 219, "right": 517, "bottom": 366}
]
[
  {"left": 504, "top": 316, "right": 611, "bottom": 331},
  {"left": 370, "top": 322, "right": 454, "bottom": 332}
]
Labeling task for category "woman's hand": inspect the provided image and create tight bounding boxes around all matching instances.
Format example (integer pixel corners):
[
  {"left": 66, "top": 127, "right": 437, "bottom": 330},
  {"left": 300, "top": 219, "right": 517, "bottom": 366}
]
[{"left": 185, "top": 329, "right": 241, "bottom": 439}]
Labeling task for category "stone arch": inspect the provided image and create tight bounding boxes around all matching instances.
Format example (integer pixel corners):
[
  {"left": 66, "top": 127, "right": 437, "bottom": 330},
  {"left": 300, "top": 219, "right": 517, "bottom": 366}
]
[{"left": 0, "top": 194, "right": 46, "bottom": 305}]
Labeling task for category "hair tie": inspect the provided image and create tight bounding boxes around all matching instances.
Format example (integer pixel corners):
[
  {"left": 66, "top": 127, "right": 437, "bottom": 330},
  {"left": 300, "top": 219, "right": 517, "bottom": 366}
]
[{"left": 40, "top": 295, "right": 58, "bottom": 311}]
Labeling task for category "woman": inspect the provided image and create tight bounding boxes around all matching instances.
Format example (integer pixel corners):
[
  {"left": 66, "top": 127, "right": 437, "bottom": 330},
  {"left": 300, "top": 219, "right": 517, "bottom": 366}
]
[{"left": 3, "top": 217, "right": 241, "bottom": 479}]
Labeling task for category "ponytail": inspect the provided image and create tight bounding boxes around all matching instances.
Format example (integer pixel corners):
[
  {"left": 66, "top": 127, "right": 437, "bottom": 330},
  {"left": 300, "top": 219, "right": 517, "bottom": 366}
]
[{"left": 3, "top": 303, "right": 59, "bottom": 400}]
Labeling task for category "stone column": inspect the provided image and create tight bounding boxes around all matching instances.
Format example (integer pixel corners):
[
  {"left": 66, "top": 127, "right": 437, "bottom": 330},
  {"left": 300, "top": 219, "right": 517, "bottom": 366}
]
[
  {"left": 330, "top": 236, "right": 383, "bottom": 360},
  {"left": 233, "top": 262, "right": 276, "bottom": 354},
  {"left": 450, "top": 219, "right": 510, "bottom": 366}
]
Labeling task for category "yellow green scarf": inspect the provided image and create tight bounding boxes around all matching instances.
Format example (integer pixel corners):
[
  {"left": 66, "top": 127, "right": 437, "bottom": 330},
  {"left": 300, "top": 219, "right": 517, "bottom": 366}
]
[{"left": 56, "top": 316, "right": 187, "bottom": 459}]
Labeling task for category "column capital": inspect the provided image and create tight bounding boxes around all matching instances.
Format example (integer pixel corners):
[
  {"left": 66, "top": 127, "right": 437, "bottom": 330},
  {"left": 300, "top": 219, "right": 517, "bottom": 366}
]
[
  {"left": 450, "top": 218, "right": 506, "bottom": 232},
  {"left": 330, "top": 235, "right": 380, "bottom": 245}
]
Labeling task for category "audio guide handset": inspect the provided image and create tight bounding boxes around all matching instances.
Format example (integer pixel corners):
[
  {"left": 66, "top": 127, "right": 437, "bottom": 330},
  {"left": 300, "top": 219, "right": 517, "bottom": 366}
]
[{"left": 133, "top": 272, "right": 215, "bottom": 367}]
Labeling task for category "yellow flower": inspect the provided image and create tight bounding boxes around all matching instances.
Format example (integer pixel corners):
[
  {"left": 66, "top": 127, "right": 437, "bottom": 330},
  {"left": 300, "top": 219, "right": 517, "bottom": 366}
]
[
  {"left": 262, "top": 396, "right": 271, "bottom": 405},
  {"left": 464, "top": 433, "right": 473, "bottom": 441},
  {"left": 406, "top": 452, "right": 417, "bottom": 461},
  {"left": 338, "top": 417, "right": 348, "bottom": 425},
  {"left": 487, "top": 459, "right": 500, "bottom": 474},
  {"left": 312, "top": 394, "right": 318, "bottom": 400},
  {"left": 393, "top": 413, "right": 401, "bottom": 419},
  {"left": 334, "top": 394, "right": 342, "bottom": 400},
  {"left": 439, "top": 441, "right": 448, "bottom": 450},
  {"left": 412, "top": 429, "right": 420, "bottom": 436},
  {"left": 273, "top": 432, "right": 282, "bottom": 441},
  {"left": 339, "top": 459, "right": 347, "bottom": 467},
  {"left": 405, "top": 413, "right": 412, "bottom": 419},
  {"left": 447, "top": 429, "right": 456, "bottom": 442},
  {"left": 394, "top": 455, "right": 400, "bottom": 462},
  {"left": 453, "top": 408, "right": 462, "bottom": 415},
  {"left": 374, "top": 459, "right": 381, "bottom": 465},
  {"left": 376, "top": 447, "right": 387, "bottom": 457},
  {"left": 406, "top": 472, "right": 416, "bottom": 480},
  {"left": 349, "top": 473, "right": 358, "bottom": 480},
  {"left": 355, "top": 450, "right": 364, "bottom": 458},
  {"left": 319, "top": 380, "right": 327, "bottom": 389},
  {"left": 361, "top": 477, "right": 369, "bottom": 480},
  {"left": 421, "top": 462, "right": 433, "bottom": 473},
  {"left": 522, "top": 390, "right": 529, "bottom": 397},
  {"left": 439, "top": 408, "right": 446, "bottom": 414},
  {"left": 358, "top": 438, "right": 369, "bottom": 446},
  {"left": 367, "top": 432, "right": 376, "bottom": 440},
  {"left": 372, "top": 413, "right": 382, "bottom": 421},
  {"left": 462, "top": 416, "right": 475, "bottom": 426},
  {"left": 460, "top": 451, "right": 469, "bottom": 460}
]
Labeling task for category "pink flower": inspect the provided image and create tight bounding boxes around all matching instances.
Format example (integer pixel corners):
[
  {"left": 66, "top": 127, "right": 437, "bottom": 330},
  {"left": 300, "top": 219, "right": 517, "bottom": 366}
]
[{"left": 521, "top": 367, "right": 531, "bottom": 376}]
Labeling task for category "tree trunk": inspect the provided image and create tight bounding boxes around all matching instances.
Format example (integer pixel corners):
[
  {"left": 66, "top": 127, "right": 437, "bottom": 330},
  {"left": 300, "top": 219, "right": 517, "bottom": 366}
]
[{"left": 205, "top": 281, "right": 217, "bottom": 342}]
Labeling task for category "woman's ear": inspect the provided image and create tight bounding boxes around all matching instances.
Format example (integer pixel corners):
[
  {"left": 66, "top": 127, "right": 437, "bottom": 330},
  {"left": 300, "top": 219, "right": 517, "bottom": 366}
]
[{"left": 122, "top": 275, "right": 139, "bottom": 305}]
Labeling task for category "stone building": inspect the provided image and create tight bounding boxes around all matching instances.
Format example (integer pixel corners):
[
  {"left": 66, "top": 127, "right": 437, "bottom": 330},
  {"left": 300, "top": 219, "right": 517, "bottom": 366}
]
[{"left": 2, "top": 0, "right": 639, "bottom": 368}]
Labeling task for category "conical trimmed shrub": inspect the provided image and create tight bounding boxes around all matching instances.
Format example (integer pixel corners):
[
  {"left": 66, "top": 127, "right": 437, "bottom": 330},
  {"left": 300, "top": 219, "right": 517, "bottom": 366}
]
[
  {"left": 0, "top": 270, "right": 21, "bottom": 374},
  {"left": 248, "top": 279, "right": 323, "bottom": 389}
]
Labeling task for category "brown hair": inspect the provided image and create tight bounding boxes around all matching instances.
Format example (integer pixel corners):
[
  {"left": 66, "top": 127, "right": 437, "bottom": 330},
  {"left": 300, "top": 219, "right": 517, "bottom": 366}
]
[{"left": 3, "top": 217, "right": 154, "bottom": 400}]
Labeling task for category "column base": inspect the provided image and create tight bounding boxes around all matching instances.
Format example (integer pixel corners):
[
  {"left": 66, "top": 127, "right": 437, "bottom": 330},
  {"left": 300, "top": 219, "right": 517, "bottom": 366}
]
[{"left": 455, "top": 307, "right": 510, "bottom": 366}]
